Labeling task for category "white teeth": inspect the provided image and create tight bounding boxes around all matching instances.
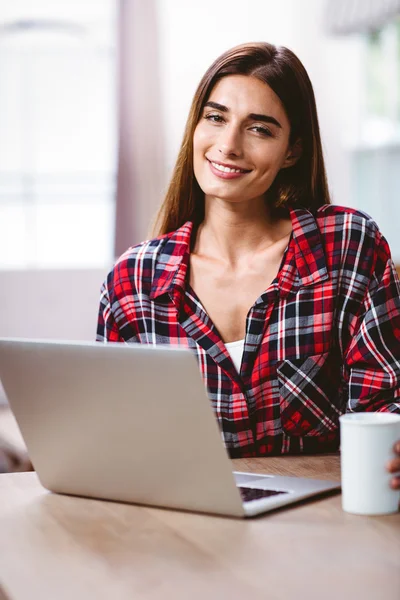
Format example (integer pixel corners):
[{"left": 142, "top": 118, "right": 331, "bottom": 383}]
[{"left": 211, "top": 161, "right": 244, "bottom": 174}]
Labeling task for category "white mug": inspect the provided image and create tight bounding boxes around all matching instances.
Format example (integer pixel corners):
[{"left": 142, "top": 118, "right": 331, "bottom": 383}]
[{"left": 339, "top": 412, "right": 400, "bottom": 515}]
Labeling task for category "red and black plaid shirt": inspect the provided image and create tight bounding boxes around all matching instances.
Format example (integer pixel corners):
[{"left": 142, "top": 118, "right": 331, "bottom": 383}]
[{"left": 97, "top": 205, "right": 400, "bottom": 457}]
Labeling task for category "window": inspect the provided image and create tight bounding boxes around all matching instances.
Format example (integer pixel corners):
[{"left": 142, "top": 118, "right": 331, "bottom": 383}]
[
  {"left": 363, "top": 16, "right": 400, "bottom": 145},
  {"left": 351, "top": 15, "right": 400, "bottom": 264},
  {"left": 0, "top": 2, "right": 117, "bottom": 269}
]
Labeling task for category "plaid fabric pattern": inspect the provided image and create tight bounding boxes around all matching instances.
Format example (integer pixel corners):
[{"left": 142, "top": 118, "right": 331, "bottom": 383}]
[{"left": 97, "top": 205, "right": 400, "bottom": 457}]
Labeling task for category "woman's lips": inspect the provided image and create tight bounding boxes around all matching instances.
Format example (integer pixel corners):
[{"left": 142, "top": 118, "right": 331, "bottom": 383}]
[{"left": 207, "top": 158, "right": 250, "bottom": 180}]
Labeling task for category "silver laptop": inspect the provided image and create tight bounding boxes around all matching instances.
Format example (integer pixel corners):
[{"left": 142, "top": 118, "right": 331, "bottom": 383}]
[{"left": 0, "top": 338, "right": 340, "bottom": 517}]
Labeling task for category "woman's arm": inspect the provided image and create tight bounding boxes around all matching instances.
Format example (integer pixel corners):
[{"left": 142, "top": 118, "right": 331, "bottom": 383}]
[{"left": 343, "top": 234, "right": 400, "bottom": 413}]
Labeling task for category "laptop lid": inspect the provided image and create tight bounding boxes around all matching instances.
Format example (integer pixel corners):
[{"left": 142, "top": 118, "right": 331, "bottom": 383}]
[{"left": 0, "top": 338, "right": 246, "bottom": 517}]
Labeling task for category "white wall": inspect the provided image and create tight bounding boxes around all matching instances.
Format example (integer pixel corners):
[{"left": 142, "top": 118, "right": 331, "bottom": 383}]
[
  {"left": 0, "top": 269, "right": 104, "bottom": 340},
  {"left": 288, "top": 0, "right": 364, "bottom": 209}
]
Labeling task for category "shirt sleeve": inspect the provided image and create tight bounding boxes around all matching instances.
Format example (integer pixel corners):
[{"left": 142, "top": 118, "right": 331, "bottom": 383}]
[
  {"left": 96, "top": 279, "right": 121, "bottom": 342},
  {"left": 344, "top": 233, "right": 400, "bottom": 413}
]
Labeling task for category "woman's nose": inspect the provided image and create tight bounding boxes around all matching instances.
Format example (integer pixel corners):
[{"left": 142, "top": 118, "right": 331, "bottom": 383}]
[{"left": 218, "top": 125, "right": 243, "bottom": 157}]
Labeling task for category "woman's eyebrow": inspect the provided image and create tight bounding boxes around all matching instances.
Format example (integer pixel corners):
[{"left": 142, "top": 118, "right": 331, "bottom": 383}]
[
  {"left": 204, "top": 101, "right": 282, "bottom": 128},
  {"left": 204, "top": 101, "right": 229, "bottom": 113}
]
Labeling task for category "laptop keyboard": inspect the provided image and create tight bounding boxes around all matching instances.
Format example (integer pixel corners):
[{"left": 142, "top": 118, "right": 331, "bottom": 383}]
[{"left": 238, "top": 486, "right": 289, "bottom": 503}]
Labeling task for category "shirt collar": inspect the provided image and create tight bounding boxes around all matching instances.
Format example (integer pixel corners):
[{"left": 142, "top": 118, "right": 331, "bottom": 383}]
[
  {"left": 150, "top": 221, "right": 193, "bottom": 301},
  {"left": 150, "top": 207, "right": 329, "bottom": 301}
]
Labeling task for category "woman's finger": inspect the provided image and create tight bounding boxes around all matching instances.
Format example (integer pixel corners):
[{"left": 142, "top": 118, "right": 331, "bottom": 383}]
[
  {"left": 387, "top": 457, "right": 400, "bottom": 473},
  {"left": 390, "top": 475, "right": 400, "bottom": 490}
]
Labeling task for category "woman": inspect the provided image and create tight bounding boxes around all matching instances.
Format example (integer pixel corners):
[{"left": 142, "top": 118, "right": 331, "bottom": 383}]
[{"left": 97, "top": 42, "right": 400, "bottom": 486}]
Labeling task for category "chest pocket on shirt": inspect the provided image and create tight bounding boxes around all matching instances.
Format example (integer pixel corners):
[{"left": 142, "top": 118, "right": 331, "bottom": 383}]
[{"left": 277, "top": 351, "right": 343, "bottom": 437}]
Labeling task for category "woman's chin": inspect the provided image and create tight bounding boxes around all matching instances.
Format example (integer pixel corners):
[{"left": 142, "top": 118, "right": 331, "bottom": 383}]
[
  {"left": 201, "top": 184, "right": 246, "bottom": 203},
  {"left": 205, "top": 193, "right": 246, "bottom": 204}
]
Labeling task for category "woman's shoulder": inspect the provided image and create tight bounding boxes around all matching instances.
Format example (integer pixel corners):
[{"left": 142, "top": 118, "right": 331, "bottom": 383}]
[
  {"left": 315, "top": 204, "right": 387, "bottom": 245},
  {"left": 102, "top": 233, "right": 171, "bottom": 297},
  {"left": 113, "top": 221, "right": 193, "bottom": 270},
  {"left": 314, "top": 204, "right": 392, "bottom": 278},
  {"left": 104, "top": 222, "right": 193, "bottom": 293},
  {"left": 315, "top": 204, "right": 380, "bottom": 230}
]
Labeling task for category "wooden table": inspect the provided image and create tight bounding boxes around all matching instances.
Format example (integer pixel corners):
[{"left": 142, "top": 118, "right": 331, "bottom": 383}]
[{"left": 1, "top": 455, "right": 400, "bottom": 600}]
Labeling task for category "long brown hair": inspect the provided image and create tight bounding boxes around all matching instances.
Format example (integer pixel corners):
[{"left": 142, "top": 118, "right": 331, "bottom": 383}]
[{"left": 154, "top": 42, "right": 331, "bottom": 236}]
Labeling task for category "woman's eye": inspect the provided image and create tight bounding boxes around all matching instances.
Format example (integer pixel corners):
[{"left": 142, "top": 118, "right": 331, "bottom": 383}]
[
  {"left": 204, "top": 113, "right": 224, "bottom": 123},
  {"left": 251, "top": 125, "right": 273, "bottom": 137}
]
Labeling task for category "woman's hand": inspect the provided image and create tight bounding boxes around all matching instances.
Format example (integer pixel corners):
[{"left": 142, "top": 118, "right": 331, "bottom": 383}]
[
  {"left": 0, "top": 437, "right": 33, "bottom": 473},
  {"left": 387, "top": 440, "right": 400, "bottom": 489}
]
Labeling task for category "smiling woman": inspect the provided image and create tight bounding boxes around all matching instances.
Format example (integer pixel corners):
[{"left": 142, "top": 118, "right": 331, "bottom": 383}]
[{"left": 97, "top": 42, "right": 400, "bottom": 488}]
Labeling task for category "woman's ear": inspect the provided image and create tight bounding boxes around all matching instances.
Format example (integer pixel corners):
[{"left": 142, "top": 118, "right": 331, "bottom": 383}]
[{"left": 282, "top": 139, "right": 303, "bottom": 169}]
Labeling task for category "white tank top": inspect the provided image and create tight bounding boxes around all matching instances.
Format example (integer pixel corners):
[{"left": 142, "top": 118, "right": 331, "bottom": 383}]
[{"left": 225, "top": 339, "right": 245, "bottom": 373}]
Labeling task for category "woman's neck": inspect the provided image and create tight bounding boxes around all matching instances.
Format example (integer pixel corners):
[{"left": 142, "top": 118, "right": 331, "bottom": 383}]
[{"left": 193, "top": 195, "right": 292, "bottom": 266}]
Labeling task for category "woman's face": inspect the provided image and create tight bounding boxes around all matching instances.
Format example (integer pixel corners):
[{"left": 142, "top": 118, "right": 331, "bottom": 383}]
[{"left": 193, "top": 74, "right": 297, "bottom": 205}]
